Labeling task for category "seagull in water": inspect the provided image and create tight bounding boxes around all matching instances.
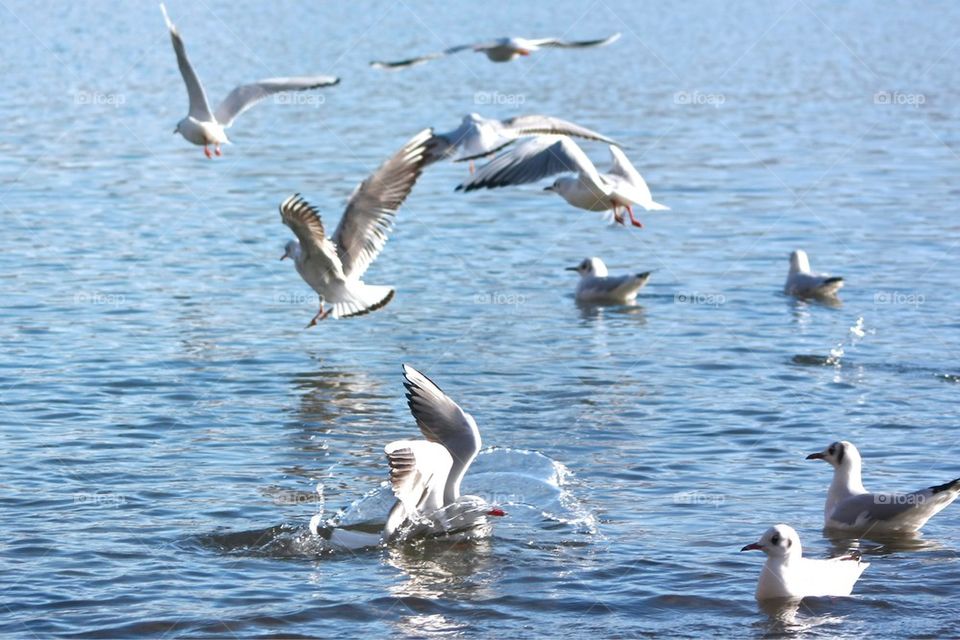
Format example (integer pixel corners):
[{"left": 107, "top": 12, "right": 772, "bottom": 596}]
[
  {"left": 371, "top": 33, "right": 621, "bottom": 69},
  {"left": 741, "top": 524, "right": 869, "bottom": 600},
  {"left": 314, "top": 365, "right": 506, "bottom": 549},
  {"left": 784, "top": 250, "right": 843, "bottom": 297},
  {"left": 457, "top": 136, "right": 669, "bottom": 228},
  {"left": 279, "top": 129, "right": 432, "bottom": 325},
  {"left": 426, "top": 113, "right": 617, "bottom": 174},
  {"left": 160, "top": 4, "right": 339, "bottom": 158},
  {"left": 567, "top": 257, "right": 651, "bottom": 304},
  {"left": 806, "top": 440, "right": 960, "bottom": 535}
]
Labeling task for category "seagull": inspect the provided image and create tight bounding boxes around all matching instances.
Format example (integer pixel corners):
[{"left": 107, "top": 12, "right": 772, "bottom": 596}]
[
  {"left": 279, "top": 129, "right": 432, "bottom": 325},
  {"left": 160, "top": 3, "right": 339, "bottom": 158},
  {"left": 371, "top": 33, "right": 621, "bottom": 69},
  {"left": 315, "top": 365, "right": 506, "bottom": 548},
  {"left": 806, "top": 440, "right": 960, "bottom": 535},
  {"left": 741, "top": 524, "right": 869, "bottom": 600},
  {"left": 425, "top": 113, "right": 617, "bottom": 174},
  {"left": 784, "top": 250, "right": 843, "bottom": 297},
  {"left": 457, "top": 136, "right": 669, "bottom": 228},
  {"left": 566, "top": 257, "right": 651, "bottom": 304}
]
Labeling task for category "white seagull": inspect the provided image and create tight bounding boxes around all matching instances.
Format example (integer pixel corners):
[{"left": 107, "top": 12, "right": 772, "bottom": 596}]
[
  {"left": 806, "top": 440, "right": 960, "bottom": 535},
  {"left": 160, "top": 3, "right": 339, "bottom": 158},
  {"left": 279, "top": 129, "right": 432, "bottom": 325},
  {"left": 784, "top": 250, "right": 843, "bottom": 297},
  {"left": 426, "top": 113, "right": 617, "bottom": 173},
  {"left": 316, "top": 365, "right": 506, "bottom": 548},
  {"left": 567, "top": 257, "right": 651, "bottom": 304},
  {"left": 371, "top": 33, "right": 621, "bottom": 69},
  {"left": 741, "top": 524, "right": 869, "bottom": 600},
  {"left": 457, "top": 135, "right": 669, "bottom": 228}
]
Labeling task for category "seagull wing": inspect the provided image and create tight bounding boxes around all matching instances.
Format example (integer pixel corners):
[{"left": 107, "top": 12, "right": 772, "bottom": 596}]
[
  {"left": 383, "top": 439, "right": 452, "bottom": 538},
  {"left": 160, "top": 3, "right": 213, "bottom": 121},
  {"left": 530, "top": 33, "right": 622, "bottom": 49},
  {"left": 499, "top": 115, "right": 618, "bottom": 147},
  {"left": 370, "top": 43, "right": 474, "bottom": 70},
  {"left": 331, "top": 128, "right": 432, "bottom": 280},
  {"left": 213, "top": 76, "right": 340, "bottom": 128},
  {"left": 457, "top": 135, "right": 600, "bottom": 192},
  {"left": 402, "top": 365, "right": 481, "bottom": 504},
  {"left": 830, "top": 482, "right": 959, "bottom": 531},
  {"left": 278, "top": 194, "right": 344, "bottom": 279}
]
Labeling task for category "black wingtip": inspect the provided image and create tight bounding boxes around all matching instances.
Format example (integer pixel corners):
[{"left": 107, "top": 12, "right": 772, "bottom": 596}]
[
  {"left": 824, "top": 276, "right": 844, "bottom": 284},
  {"left": 637, "top": 271, "right": 652, "bottom": 279},
  {"left": 930, "top": 477, "right": 960, "bottom": 494}
]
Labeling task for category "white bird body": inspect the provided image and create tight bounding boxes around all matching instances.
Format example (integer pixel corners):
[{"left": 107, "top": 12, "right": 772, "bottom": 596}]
[
  {"left": 568, "top": 257, "right": 651, "bottom": 304},
  {"left": 784, "top": 250, "right": 843, "bottom": 297},
  {"left": 807, "top": 441, "right": 960, "bottom": 535},
  {"left": 742, "top": 524, "right": 868, "bottom": 600},
  {"left": 160, "top": 3, "right": 339, "bottom": 157},
  {"left": 279, "top": 129, "right": 432, "bottom": 324},
  {"left": 315, "top": 365, "right": 506, "bottom": 549},
  {"left": 458, "top": 136, "right": 668, "bottom": 228}
]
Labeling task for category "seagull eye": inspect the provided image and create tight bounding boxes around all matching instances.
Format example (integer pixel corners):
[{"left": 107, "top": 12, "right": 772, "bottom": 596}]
[
  {"left": 828, "top": 446, "right": 835, "bottom": 455},
  {"left": 771, "top": 534, "right": 780, "bottom": 545}
]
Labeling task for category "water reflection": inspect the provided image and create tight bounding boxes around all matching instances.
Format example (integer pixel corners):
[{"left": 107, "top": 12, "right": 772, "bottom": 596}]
[{"left": 386, "top": 538, "right": 498, "bottom": 601}]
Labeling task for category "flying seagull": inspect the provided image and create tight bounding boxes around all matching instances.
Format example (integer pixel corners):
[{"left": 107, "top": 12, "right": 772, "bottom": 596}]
[
  {"left": 372, "top": 33, "right": 621, "bottom": 69},
  {"left": 279, "top": 129, "right": 432, "bottom": 325},
  {"left": 160, "top": 3, "right": 339, "bottom": 157}
]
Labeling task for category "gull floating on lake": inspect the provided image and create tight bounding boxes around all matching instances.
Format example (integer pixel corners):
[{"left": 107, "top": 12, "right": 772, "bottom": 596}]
[
  {"left": 426, "top": 113, "right": 617, "bottom": 173},
  {"left": 372, "top": 33, "right": 621, "bottom": 69},
  {"left": 741, "top": 524, "right": 868, "bottom": 600},
  {"left": 567, "top": 257, "right": 651, "bottom": 304},
  {"left": 807, "top": 440, "right": 960, "bottom": 535},
  {"left": 160, "top": 3, "right": 339, "bottom": 158},
  {"left": 457, "top": 136, "right": 669, "bottom": 227},
  {"left": 279, "top": 129, "right": 431, "bottom": 325},
  {"left": 784, "top": 250, "right": 843, "bottom": 297},
  {"left": 314, "top": 365, "right": 506, "bottom": 549}
]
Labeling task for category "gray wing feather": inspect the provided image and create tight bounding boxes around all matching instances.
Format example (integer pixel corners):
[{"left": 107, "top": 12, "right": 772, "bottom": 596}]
[
  {"left": 214, "top": 76, "right": 340, "bottom": 128},
  {"left": 532, "top": 33, "right": 622, "bottom": 49},
  {"left": 160, "top": 4, "right": 213, "bottom": 121},
  {"left": 830, "top": 492, "right": 930, "bottom": 525},
  {"left": 457, "top": 136, "right": 597, "bottom": 192},
  {"left": 371, "top": 43, "right": 474, "bottom": 69},
  {"left": 401, "top": 365, "right": 480, "bottom": 467},
  {"left": 278, "top": 194, "right": 343, "bottom": 276},
  {"left": 501, "top": 115, "right": 618, "bottom": 146}
]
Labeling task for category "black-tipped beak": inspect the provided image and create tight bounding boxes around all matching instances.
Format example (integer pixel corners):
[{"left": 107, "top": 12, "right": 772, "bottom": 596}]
[
  {"left": 741, "top": 542, "right": 763, "bottom": 552},
  {"left": 806, "top": 452, "right": 825, "bottom": 460},
  {"left": 280, "top": 254, "right": 287, "bottom": 261},
  {"left": 543, "top": 185, "right": 554, "bottom": 192},
  {"left": 173, "top": 128, "right": 178, "bottom": 134}
]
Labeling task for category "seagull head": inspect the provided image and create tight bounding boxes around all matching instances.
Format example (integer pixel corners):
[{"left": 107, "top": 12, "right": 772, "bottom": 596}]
[
  {"left": 789, "top": 249, "right": 811, "bottom": 274},
  {"left": 806, "top": 440, "right": 860, "bottom": 471},
  {"left": 280, "top": 240, "right": 300, "bottom": 261},
  {"left": 566, "top": 257, "right": 608, "bottom": 278},
  {"left": 741, "top": 524, "right": 801, "bottom": 560}
]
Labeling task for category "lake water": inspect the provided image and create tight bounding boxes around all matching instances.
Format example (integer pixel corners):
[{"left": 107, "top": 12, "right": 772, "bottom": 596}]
[{"left": 2, "top": 0, "right": 959, "bottom": 637}]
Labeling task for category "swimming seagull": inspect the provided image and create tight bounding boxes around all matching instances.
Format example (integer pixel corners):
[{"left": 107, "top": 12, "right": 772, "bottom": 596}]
[
  {"left": 457, "top": 135, "right": 669, "bottom": 228},
  {"left": 806, "top": 440, "right": 960, "bottom": 535},
  {"left": 567, "top": 257, "right": 651, "bottom": 304},
  {"left": 371, "top": 33, "right": 621, "bottom": 69},
  {"left": 315, "top": 365, "right": 506, "bottom": 548},
  {"left": 425, "top": 113, "right": 618, "bottom": 174},
  {"left": 279, "top": 129, "right": 432, "bottom": 325},
  {"left": 160, "top": 3, "right": 339, "bottom": 158},
  {"left": 784, "top": 250, "right": 843, "bottom": 297},
  {"left": 741, "top": 524, "right": 869, "bottom": 600}
]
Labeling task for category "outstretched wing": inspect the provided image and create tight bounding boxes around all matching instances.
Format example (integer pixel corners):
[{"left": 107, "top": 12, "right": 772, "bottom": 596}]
[
  {"left": 500, "top": 115, "right": 618, "bottom": 147},
  {"left": 383, "top": 439, "right": 451, "bottom": 538},
  {"left": 160, "top": 3, "right": 213, "bottom": 121},
  {"left": 278, "top": 194, "right": 343, "bottom": 277},
  {"left": 457, "top": 135, "right": 600, "bottom": 192},
  {"left": 370, "top": 43, "right": 475, "bottom": 70},
  {"left": 531, "top": 33, "right": 622, "bottom": 49},
  {"left": 331, "top": 128, "right": 432, "bottom": 279},
  {"left": 214, "top": 76, "right": 340, "bottom": 128}
]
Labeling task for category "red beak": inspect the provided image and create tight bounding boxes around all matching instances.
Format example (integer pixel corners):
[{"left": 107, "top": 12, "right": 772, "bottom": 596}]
[
  {"left": 740, "top": 542, "right": 763, "bottom": 552},
  {"left": 487, "top": 508, "right": 506, "bottom": 517}
]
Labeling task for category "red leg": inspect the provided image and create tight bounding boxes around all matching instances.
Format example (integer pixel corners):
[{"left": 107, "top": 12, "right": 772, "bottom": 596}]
[
  {"left": 612, "top": 205, "right": 625, "bottom": 226},
  {"left": 306, "top": 306, "right": 325, "bottom": 328},
  {"left": 214, "top": 144, "right": 222, "bottom": 157},
  {"left": 469, "top": 160, "right": 475, "bottom": 175},
  {"left": 204, "top": 145, "right": 212, "bottom": 159},
  {"left": 626, "top": 204, "right": 644, "bottom": 228}
]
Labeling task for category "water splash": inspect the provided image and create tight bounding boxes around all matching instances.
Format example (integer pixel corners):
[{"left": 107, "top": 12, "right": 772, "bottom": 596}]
[{"left": 825, "top": 316, "right": 867, "bottom": 367}]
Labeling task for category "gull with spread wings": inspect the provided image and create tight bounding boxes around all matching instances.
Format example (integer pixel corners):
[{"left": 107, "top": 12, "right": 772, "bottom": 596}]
[
  {"left": 279, "top": 129, "right": 432, "bottom": 325},
  {"left": 372, "top": 33, "right": 621, "bottom": 69},
  {"left": 160, "top": 4, "right": 339, "bottom": 158},
  {"left": 458, "top": 135, "right": 669, "bottom": 228}
]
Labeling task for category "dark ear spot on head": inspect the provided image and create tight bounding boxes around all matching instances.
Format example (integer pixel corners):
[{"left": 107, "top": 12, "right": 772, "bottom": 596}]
[
  {"left": 786, "top": 538, "right": 793, "bottom": 548},
  {"left": 837, "top": 443, "right": 845, "bottom": 465}
]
